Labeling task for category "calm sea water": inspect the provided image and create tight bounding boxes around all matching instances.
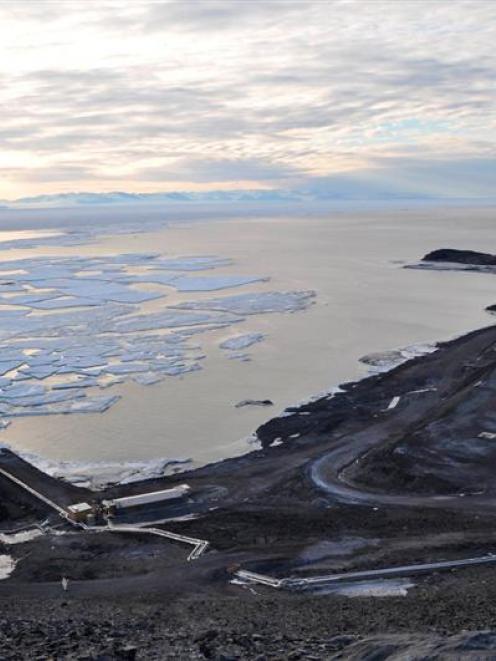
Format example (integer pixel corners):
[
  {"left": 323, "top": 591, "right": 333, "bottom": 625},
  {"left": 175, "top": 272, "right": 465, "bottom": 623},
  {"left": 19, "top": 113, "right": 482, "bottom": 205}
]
[{"left": 1, "top": 205, "right": 495, "bottom": 475}]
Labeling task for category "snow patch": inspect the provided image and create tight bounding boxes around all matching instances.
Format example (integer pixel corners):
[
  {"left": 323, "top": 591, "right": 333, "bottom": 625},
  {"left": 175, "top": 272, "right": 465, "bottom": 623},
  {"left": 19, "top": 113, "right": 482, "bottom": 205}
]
[
  {"left": 360, "top": 343, "right": 437, "bottom": 373},
  {"left": 0, "top": 555, "right": 16, "bottom": 580},
  {"left": 0, "top": 528, "right": 43, "bottom": 545}
]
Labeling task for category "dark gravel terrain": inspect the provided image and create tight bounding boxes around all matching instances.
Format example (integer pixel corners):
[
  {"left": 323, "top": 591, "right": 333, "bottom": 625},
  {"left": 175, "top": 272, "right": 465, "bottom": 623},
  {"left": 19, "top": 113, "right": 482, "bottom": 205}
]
[{"left": 6, "top": 571, "right": 496, "bottom": 660}]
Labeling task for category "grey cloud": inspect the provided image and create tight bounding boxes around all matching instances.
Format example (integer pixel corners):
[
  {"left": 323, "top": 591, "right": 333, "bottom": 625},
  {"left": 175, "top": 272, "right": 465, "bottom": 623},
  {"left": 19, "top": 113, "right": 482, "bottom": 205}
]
[
  {"left": 0, "top": 0, "right": 64, "bottom": 22},
  {"left": 369, "top": 156, "right": 496, "bottom": 197},
  {"left": 2, "top": 164, "right": 98, "bottom": 183},
  {"left": 0, "top": 0, "right": 495, "bottom": 194},
  {"left": 2, "top": 155, "right": 300, "bottom": 189},
  {"left": 298, "top": 156, "right": 496, "bottom": 199},
  {"left": 142, "top": 0, "right": 307, "bottom": 32},
  {"left": 136, "top": 157, "right": 301, "bottom": 183}
]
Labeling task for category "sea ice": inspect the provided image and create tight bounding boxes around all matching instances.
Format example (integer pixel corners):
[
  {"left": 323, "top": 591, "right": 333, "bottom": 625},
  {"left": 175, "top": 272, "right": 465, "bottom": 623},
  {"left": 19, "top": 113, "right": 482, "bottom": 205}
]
[
  {"left": 0, "top": 388, "right": 86, "bottom": 409},
  {"left": 132, "top": 373, "right": 166, "bottom": 386},
  {"left": 174, "top": 290, "right": 316, "bottom": 315},
  {"left": 66, "top": 395, "right": 121, "bottom": 414},
  {"left": 104, "top": 310, "right": 243, "bottom": 333},
  {"left": 155, "top": 363, "right": 202, "bottom": 376},
  {"left": 227, "top": 353, "right": 251, "bottom": 362},
  {"left": 0, "top": 359, "right": 26, "bottom": 376},
  {"left": 52, "top": 377, "right": 100, "bottom": 389},
  {"left": 150, "top": 256, "right": 232, "bottom": 271},
  {"left": 0, "top": 250, "right": 314, "bottom": 427},
  {"left": 219, "top": 332, "right": 265, "bottom": 351},
  {"left": 172, "top": 275, "right": 268, "bottom": 292},
  {"left": 0, "top": 282, "right": 26, "bottom": 292},
  {"left": 103, "top": 363, "right": 149, "bottom": 374},
  {"left": 0, "top": 293, "right": 60, "bottom": 307},
  {"left": 19, "top": 365, "right": 61, "bottom": 380},
  {"left": 0, "top": 383, "right": 46, "bottom": 399},
  {"left": 27, "top": 297, "right": 102, "bottom": 309}
]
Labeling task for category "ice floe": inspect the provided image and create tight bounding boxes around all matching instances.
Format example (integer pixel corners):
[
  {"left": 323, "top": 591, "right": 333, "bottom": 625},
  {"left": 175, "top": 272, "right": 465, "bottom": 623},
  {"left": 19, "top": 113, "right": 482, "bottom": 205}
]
[
  {"left": 219, "top": 332, "right": 265, "bottom": 351},
  {"left": 149, "top": 256, "right": 232, "bottom": 271},
  {"left": 174, "top": 290, "right": 315, "bottom": 315},
  {"left": 0, "top": 394, "right": 119, "bottom": 417},
  {"left": 104, "top": 310, "right": 243, "bottom": 334},
  {"left": 172, "top": 274, "right": 268, "bottom": 292},
  {"left": 227, "top": 353, "right": 252, "bottom": 362},
  {"left": 132, "top": 373, "right": 166, "bottom": 386}
]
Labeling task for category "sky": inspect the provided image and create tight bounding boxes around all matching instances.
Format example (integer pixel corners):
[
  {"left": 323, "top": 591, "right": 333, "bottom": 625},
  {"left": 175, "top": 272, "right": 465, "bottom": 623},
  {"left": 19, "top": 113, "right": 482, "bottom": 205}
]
[{"left": 0, "top": 0, "right": 495, "bottom": 200}]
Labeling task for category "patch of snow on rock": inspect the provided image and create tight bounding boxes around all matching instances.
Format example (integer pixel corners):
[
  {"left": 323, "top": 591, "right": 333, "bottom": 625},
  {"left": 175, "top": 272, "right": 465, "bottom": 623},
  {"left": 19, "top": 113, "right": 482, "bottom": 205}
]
[
  {"left": 0, "top": 555, "right": 16, "bottom": 580},
  {"left": 360, "top": 343, "right": 437, "bottom": 374}
]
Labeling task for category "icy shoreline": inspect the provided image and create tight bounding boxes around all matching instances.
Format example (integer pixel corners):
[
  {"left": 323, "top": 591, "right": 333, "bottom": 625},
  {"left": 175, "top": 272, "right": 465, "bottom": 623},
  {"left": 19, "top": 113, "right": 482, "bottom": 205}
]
[
  {"left": 0, "top": 340, "right": 442, "bottom": 489},
  {"left": 0, "top": 442, "right": 193, "bottom": 490}
]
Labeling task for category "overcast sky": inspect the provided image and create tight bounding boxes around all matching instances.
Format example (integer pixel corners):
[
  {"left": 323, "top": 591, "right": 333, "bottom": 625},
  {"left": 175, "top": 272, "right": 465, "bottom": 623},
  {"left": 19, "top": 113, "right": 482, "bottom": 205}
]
[{"left": 0, "top": 0, "right": 495, "bottom": 199}]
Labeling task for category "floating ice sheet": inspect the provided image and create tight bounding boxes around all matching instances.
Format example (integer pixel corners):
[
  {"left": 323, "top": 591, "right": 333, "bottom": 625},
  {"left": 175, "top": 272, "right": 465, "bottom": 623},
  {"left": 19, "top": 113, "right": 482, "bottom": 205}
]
[
  {"left": 150, "top": 256, "right": 232, "bottom": 271},
  {"left": 132, "top": 372, "right": 166, "bottom": 386},
  {"left": 104, "top": 310, "right": 243, "bottom": 333},
  {"left": 174, "top": 290, "right": 316, "bottom": 315},
  {"left": 219, "top": 332, "right": 265, "bottom": 351},
  {"left": 172, "top": 275, "right": 268, "bottom": 292},
  {"left": 0, "top": 394, "right": 121, "bottom": 417},
  {"left": 227, "top": 353, "right": 251, "bottom": 362},
  {"left": 52, "top": 377, "right": 100, "bottom": 389}
]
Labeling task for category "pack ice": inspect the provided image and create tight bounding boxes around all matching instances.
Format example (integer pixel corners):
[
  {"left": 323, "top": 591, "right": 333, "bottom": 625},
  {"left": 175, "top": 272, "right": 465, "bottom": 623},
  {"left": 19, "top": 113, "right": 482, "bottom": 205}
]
[{"left": 0, "top": 249, "right": 315, "bottom": 422}]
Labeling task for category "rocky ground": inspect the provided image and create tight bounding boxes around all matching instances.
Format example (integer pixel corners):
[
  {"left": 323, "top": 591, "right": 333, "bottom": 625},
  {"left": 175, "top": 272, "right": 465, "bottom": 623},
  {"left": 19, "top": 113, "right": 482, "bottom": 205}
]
[{"left": 5, "top": 569, "right": 496, "bottom": 660}]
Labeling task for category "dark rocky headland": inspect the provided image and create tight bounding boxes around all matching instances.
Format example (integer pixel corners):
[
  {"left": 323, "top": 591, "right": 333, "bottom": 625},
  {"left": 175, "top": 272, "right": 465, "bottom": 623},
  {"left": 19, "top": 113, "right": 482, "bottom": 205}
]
[{"left": 422, "top": 248, "right": 496, "bottom": 266}]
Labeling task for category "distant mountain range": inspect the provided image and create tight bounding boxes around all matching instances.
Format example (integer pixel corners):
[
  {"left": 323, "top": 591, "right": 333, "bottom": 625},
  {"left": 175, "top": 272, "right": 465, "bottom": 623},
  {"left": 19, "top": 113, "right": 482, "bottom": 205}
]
[
  {"left": 0, "top": 186, "right": 435, "bottom": 208},
  {"left": 0, "top": 190, "right": 302, "bottom": 208}
]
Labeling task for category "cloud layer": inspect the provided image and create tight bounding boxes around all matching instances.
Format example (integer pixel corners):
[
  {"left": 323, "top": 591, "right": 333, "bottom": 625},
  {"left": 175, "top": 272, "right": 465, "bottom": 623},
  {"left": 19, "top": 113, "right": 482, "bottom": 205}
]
[{"left": 0, "top": 0, "right": 495, "bottom": 198}]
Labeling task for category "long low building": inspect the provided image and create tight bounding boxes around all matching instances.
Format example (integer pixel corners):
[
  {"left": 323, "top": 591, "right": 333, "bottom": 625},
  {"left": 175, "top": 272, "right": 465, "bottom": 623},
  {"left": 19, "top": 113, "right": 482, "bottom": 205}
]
[{"left": 102, "top": 484, "right": 191, "bottom": 514}]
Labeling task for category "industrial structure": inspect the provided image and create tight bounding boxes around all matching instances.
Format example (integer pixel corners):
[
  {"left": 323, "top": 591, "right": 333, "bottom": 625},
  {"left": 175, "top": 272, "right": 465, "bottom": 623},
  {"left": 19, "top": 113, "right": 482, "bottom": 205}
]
[
  {"left": 66, "top": 484, "right": 192, "bottom": 524},
  {"left": 67, "top": 502, "right": 94, "bottom": 524},
  {"left": 102, "top": 484, "right": 191, "bottom": 516}
]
